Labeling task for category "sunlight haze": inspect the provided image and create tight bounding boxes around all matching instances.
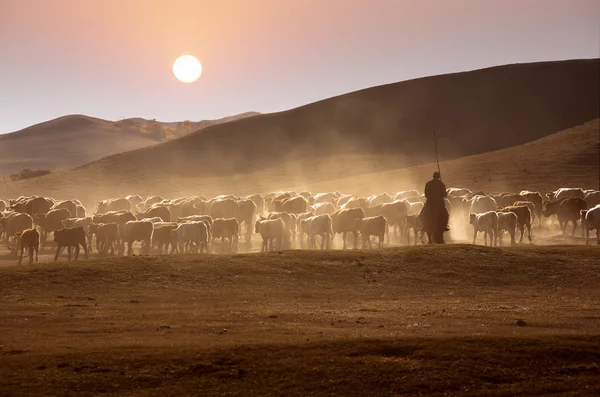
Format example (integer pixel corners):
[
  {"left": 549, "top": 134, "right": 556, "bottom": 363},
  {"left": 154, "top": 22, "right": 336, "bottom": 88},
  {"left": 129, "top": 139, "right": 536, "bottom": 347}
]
[{"left": 0, "top": 0, "right": 598, "bottom": 133}]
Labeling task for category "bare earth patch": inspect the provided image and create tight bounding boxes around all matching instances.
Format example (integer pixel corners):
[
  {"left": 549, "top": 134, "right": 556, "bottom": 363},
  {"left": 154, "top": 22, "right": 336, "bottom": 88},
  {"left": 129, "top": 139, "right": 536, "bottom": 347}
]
[{"left": 1, "top": 245, "right": 599, "bottom": 395}]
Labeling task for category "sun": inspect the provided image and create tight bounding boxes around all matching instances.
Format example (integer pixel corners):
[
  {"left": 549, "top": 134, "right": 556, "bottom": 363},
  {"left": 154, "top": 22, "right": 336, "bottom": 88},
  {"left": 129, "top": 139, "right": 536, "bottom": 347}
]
[{"left": 173, "top": 55, "right": 202, "bottom": 83}]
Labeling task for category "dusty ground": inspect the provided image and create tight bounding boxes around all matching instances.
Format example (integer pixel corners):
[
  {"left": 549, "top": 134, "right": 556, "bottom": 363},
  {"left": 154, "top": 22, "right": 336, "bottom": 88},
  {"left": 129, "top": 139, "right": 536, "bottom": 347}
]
[{"left": 1, "top": 245, "right": 599, "bottom": 396}]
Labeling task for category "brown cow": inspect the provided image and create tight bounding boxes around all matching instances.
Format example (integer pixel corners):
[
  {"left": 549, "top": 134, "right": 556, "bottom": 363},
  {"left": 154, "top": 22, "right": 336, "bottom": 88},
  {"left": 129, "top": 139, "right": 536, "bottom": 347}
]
[
  {"left": 544, "top": 197, "right": 587, "bottom": 236},
  {"left": 16, "top": 228, "right": 39, "bottom": 265},
  {"left": 54, "top": 226, "right": 88, "bottom": 261}
]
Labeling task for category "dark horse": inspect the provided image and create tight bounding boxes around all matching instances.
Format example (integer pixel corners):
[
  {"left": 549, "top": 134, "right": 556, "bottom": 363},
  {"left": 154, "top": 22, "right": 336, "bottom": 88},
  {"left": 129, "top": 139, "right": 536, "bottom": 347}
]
[{"left": 419, "top": 204, "right": 449, "bottom": 244}]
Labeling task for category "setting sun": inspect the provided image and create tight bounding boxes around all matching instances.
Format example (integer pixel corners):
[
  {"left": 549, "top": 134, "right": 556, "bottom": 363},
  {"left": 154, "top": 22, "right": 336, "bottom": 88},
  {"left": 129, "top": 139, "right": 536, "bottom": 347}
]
[{"left": 172, "top": 55, "right": 202, "bottom": 83}]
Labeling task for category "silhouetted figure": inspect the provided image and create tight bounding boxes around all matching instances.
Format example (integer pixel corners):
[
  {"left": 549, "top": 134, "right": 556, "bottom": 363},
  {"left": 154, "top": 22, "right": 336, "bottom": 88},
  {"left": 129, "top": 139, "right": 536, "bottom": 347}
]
[{"left": 421, "top": 171, "right": 449, "bottom": 244}]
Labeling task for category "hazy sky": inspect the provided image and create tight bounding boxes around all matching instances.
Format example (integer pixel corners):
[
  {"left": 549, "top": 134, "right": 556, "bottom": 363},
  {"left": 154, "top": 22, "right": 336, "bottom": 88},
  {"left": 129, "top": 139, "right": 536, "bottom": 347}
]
[{"left": 1, "top": 0, "right": 598, "bottom": 133}]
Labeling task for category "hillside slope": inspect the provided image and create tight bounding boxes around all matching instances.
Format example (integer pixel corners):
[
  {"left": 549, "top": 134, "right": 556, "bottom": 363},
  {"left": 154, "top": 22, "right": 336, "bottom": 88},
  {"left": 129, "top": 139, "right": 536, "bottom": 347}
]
[
  {"left": 0, "top": 115, "right": 160, "bottom": 175},
  {"left": 0, "top": 112, "right": 260, "bottom": 176},
  {"left": 74, "top": 58, "right": 599, "bottom": 179},
  {"left": 1, "top": 119, "right": 597, "bottom": 204}
]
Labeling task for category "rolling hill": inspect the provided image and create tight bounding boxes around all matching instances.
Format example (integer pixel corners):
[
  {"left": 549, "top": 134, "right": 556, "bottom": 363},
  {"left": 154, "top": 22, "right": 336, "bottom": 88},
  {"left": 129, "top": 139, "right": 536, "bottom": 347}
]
[
  {"left": 0, "top": 112, "right": 260, "bottom": 176},
  {"left": 0, "top": 59, "right": 598, "bottom": 203}
]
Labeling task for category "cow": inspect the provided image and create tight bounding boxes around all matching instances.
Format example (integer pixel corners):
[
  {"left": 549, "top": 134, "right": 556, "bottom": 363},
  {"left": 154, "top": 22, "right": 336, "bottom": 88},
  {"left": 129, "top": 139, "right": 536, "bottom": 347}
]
[
  {"left": 405, "top": 214, "right": 425, "bottom": 245},
  {"left": 546, "top": 188, "right": 585, "bottom": 202},
  {"left": 368, "top": 193, "right": 393, "bottom": 207},
  {"left": 312, "top": 202, "right": 336, "bottom": 215},
  {"left": 54, "top": 226, "right": 88, "bottom": 261},
  {"left": 95, "top": 198, "right": 131, "bottom": 214},
  {"left": 267, "top": 212, "right": 295, "bottom": 248},
  {"left": 519, "top": 191, "right": 544, "bottom": 225},
  {"left": 584, "top": 191, "right": 600, "bottom": 209},
  {"left": 447, "top": 188, "right": 472, "bottom": 197},
  {"left": 171, "top": 221, "right": 208, "bottom": 254},
  {"left": 295, "top": 211, "right": 315, "bottom": 248},
  {"left": 0, "top": 212, "right": 33, "bottom": 251},
  {"left": 405, "top": 201, "right": 424, "bottom": 215},
  {"left": 299, "top": 214, "right": 333, "bottom": 250},
  {"left": 51, "top": 200, "right": 78, "bottom": 218},
  {"left": 11, "top": 196, "right": 53, "bottom": 218},
  {"left": 119, "top": 221, "right": 153, "bottom": 256},
  {"left": 512, "top": 201, "right": 537, "bottom": 225},
  {"left": 209, "top": 199, "right": 238, "bottom": 219},
  {"left": 355, "top": 215, "right": 387, "bottom": 249},
  {"left": 255, "top": 217, "right": 285, "bottom": 252},
  {"left": 341, "top": 197, "right": 371, "bottom": 211},
  {"left": 235, "top": 199, "right": 257, "bottom": 243},
  {"left": 469, "top": 211, "right": 498, "bottom": 246},
  {"left": 393, "top": 190, "right": 420, "bottom": 201},
  {"left": 88, "top": 222, "right": 119, "bottom": 256},
  {"left": 496, "top": 212, "right": 518, "bottom": 246},
  {"left": 498, "top": 205, "right": 533, "bottom": 244},
  {"left": 496, "top": 194, "right": 527, "bottom": 209},
  {"left": 142, "top": 196, "right": 164, "bottom": 211},
  {"left": 151, "top": 223, "right": 178, "bottom": 255},
  {"left": 92, "top": 210, "right": 136, "bottom": 226},
  {"left": 313, "top": 192, "right": 339, "bottom": 205},
  {"left": 379, "top": 200, "right": 409, "bottom": 242},
  {"left": 246, "top": 193, "right": 265, "bottom": 215},
  {"left": 136, "top": 205, "right": 171, "bottom": 222},
  {"left": 16, "top": 228, "right": 39, "bottom": 265},
  {"left": 126, "top": 195, "right": 144, "bottom": 212},
  {"left": 581, "top": 205, "right": 600, "bottom": 245},
  {"left": 331, "top": 208, "right": 365, "bottom": 249},
  {"left": 212, "top": 218, "right": 239, "bottom": 253},
  {"left": 76, "top": 205, "right": 86, "bottom": 218},
  {"left": 470, "top": 195, "right": 497, "bottom": 214},
  {"left": 61, "top": 217, "right": 93, "bottom": 249},
  {"left": 278, "top": 196, "right": 308, "bottom": 214},
  {"left": 544, "top": 197, "right": 587, "bottom": 236},
  {"left": 34, "top": 208, "right": 71, "bottom": 248}
]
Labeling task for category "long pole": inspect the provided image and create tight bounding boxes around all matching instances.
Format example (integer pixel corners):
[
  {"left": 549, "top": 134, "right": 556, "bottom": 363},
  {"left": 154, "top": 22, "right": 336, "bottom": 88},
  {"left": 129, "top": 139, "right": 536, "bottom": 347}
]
[{"left": 433, "top": 131, "right": 441, "bottom": 177}]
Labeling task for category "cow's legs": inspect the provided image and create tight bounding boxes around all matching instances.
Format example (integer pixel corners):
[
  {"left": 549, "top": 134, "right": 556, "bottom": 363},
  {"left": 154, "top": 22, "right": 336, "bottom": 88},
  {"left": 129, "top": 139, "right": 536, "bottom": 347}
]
[
  {"left": 472, "top": 230, "right": 478, "bottom": 245},
  {"left": 54, "top": 245, "right": 63, "bottom": 261},
  {"left": 572, "top": 221, "right": 577, "bottom": 237},
  {"left": 18, "top": 247, "right": 25, "bottom": 265}
]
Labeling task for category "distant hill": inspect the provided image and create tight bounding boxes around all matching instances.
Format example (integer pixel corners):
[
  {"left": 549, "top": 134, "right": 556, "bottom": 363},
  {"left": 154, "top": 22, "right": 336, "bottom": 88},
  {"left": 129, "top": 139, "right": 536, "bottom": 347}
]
[
  {"left": 74, "top": 58, "right": 599, "bottom": 177},
  {"left": 0, "top": 112, "right": 260, "bottom": 176},
  {"left": 0, "top": 59, "right": 598, "bottom": 204}
]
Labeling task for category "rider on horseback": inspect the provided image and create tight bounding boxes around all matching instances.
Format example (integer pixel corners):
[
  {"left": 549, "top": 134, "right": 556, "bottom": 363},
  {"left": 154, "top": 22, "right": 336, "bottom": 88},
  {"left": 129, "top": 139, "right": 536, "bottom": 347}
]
[{"left": 422, "top": 171, "right": 450, "bottom": 243}]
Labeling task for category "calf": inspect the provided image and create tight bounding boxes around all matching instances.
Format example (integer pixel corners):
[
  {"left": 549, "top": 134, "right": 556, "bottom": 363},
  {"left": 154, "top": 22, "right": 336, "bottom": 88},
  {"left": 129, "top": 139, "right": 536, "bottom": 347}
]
[
  {"left": 469, "top": 211, "right": 498, "bottom": 246},
  {"left": 355, "top": 215, "right": 387, "bottom": 249},
  {"left": 499, "top": 205, "right": 533, "bottom": 243},
  {"left": 496, "top": 212, "right": 517, "bottom": 246},
  {"left": 16, "top": 228, "right": 39, "bottom": 265},
  {"left": 54, "top": 226, "right": 88, "bottom": 261}
]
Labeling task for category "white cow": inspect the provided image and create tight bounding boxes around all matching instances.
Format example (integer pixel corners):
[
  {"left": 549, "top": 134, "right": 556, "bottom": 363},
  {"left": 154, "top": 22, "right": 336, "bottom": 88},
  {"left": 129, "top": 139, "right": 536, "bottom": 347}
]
[
  {"left": 469, "top": 211, "right": 498, "bottom": 246},
  {"left": 582, "top": 205, "right": 600, "bottom": 245}
]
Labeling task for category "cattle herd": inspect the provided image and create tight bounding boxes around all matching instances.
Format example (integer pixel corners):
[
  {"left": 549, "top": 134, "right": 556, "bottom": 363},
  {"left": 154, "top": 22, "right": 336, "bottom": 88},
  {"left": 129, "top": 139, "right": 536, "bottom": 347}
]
[{"left": 1, "top": 186, "right": 599, "bottom": 264}]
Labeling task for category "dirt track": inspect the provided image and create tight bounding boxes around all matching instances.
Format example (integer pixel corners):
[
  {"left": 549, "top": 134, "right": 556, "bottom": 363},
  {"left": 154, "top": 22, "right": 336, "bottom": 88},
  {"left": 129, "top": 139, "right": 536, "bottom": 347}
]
[{"left": 1, "top": 245, "right": 599, "bottom": 396}]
